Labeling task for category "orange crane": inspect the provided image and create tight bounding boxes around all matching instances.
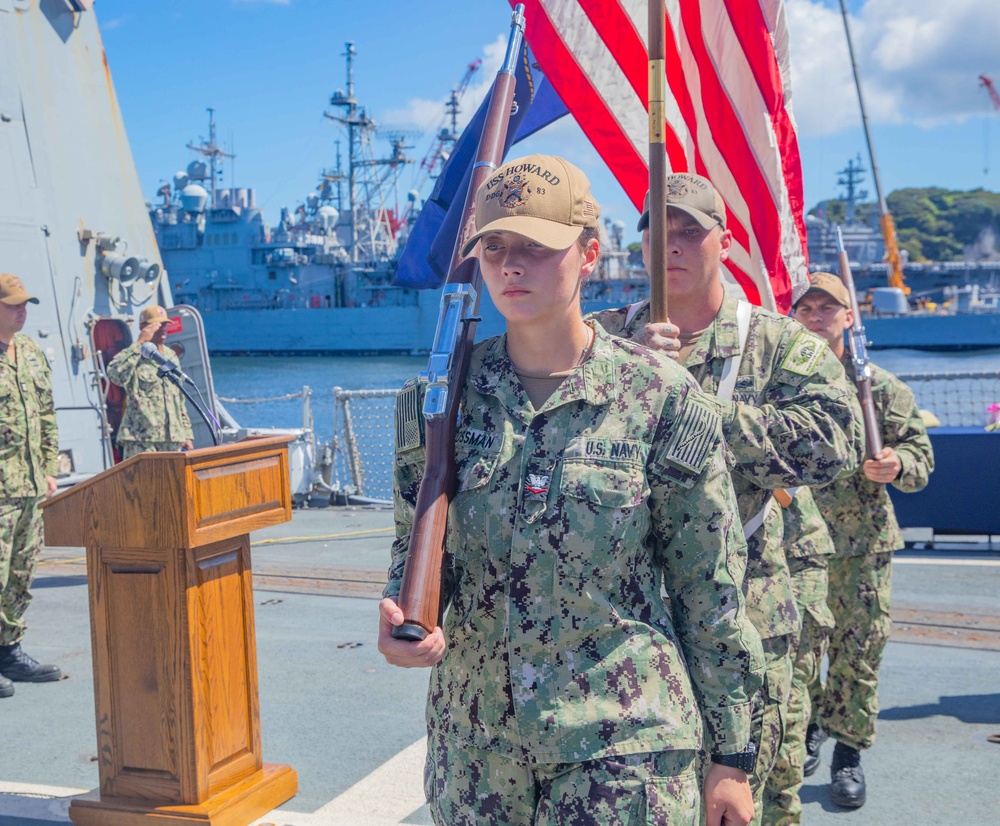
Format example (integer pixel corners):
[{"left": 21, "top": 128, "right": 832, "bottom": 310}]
[
  {"left": 980, "top": 74, "right": 1000, "bottom": 109},
  {"left": 980, "top": 74, "right": 1000, "bottom": 175},
  {"left": 840, "top": 0, "right": 907, "bottom": 292}
]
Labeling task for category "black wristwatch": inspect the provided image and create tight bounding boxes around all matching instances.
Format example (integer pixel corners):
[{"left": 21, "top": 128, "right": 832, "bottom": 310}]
[{"left": 710, "top": 742, "right": 757, "bottom": 774}]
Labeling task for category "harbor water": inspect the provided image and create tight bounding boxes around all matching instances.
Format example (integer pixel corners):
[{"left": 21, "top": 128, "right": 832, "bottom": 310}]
[{"left": 213, "top": 348, "right": 1000, "bottom": 438}]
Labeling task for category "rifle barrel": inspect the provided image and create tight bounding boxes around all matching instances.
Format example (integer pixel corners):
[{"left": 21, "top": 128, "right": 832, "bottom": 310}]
[
  {"left": 836, "top": 227, "right": 883, "bottom": 460},
  {"left": 392, "top": 7, "right": 525, "bottom": 641}
]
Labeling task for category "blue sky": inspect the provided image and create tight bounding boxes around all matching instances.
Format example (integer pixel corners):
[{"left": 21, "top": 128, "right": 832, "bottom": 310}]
[{"left": 95, "top": 0, "right": 1000, "bottom": 245}]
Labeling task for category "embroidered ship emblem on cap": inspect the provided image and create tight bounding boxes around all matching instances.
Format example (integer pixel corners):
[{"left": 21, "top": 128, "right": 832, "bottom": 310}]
[
  {"left": 667, "top": 181, "right": 689, "bottom": 201},
  {"left": 501, "top": 174, "right": 532, "bottom": 209}
]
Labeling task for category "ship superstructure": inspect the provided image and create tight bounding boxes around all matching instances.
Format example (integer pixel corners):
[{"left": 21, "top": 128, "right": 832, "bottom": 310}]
[{"left": 152, "top": 44, "right": 425, "bottom": 338}]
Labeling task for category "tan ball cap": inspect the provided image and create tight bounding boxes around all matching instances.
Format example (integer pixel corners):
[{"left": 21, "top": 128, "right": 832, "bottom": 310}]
[
  {"left": 798, "top": 272, "right": 850, "bottom": 309},
  {"left": 0, "top": 273, "right": 39, "bottom": 305},
  {"left": 461, "top": 154, "right": 601, "bottom": 257},
  {"left": 139, "top": 305, "right": 169, "bottom": 326},
  {"left": 637, "top": 173, "right": 728, "bottom": 232}
]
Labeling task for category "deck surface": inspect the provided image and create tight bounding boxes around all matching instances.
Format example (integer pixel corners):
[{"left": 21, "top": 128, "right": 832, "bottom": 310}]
[{"left": 1, "top": 507, "right": 998, "bottom": 825}]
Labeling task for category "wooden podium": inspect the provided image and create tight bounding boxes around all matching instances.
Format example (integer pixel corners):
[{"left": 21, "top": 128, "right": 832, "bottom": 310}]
[{"left": 41, "top": 437, "right": 299, "bottom": 826}]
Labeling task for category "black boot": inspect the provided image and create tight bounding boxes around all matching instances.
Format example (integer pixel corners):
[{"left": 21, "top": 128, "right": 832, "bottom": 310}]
[
  {"left": 0, "top": 643, "right": 62, "bottom": 682},
  {"left": 830, "top": 741, "right": 866, "bottom": 808},
  {"left": 803, "top": 722, "right": 827, "bottom": 777},
  {"left": 0, "top": 675, "right": 12, "bottom": 698}
]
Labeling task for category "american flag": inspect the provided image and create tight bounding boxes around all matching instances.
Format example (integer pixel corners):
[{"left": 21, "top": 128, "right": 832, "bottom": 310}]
[{"left": 510, "top": 0, "right": 809, "bottom": 313}]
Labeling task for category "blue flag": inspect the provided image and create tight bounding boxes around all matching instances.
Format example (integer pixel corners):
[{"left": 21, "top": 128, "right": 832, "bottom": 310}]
[{"left": 393, "top": 46, "right": 568, "bottom": 288}]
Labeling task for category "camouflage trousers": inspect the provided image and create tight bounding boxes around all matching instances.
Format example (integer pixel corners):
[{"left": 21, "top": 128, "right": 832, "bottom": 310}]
[
  {"left": 120, "top": 440, "right": 182, "bottom": 459},
  {"left": 747, "top": 634, "right": 794, "bottom": 826},
  {"left": 0, "top": 497, "right": 44, "bottom": 647},
  {"left": 808, "top": 551, "right": 893, "bottom": 751},
  {"left": 762, "top": 556, "right": 834, "bottom": 826},
  {"left": 424, "top": 730, "right": 699, "bottom": 825}
]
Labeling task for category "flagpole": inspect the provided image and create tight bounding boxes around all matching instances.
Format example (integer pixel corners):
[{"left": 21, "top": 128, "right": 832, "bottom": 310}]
[{"left": 647, "top": 0, "right": 668, "bottom": 322}]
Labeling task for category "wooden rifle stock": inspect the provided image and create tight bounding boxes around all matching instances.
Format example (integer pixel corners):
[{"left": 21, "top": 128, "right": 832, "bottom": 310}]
[
  {"left": 647, "top": 0, "right": 669, "bottom": 323},
  {"left": 392, "top": 8, "right": 525, "bottom": 641},
  {"left": 836, "top": 227, "right": 883, "bottom": 460}
]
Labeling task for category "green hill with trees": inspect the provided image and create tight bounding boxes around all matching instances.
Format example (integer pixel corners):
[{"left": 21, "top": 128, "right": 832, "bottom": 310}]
[{"left": 809, "top": 187, "right": 1000, "bottom": 262}]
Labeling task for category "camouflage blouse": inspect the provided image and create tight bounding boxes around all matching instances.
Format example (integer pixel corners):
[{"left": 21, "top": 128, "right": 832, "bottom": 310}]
[
  {"left": 592, "top": 295, "right": 864, "bottom": 640},
  {"left": 388, "top": 326, "right": 763, "bottom": 762},
  {"left": 105, "top": 342, "right": 193, "bottom": 445},
  {"left": 813, "top": 361, "right": 934, "bottom": 556},
  {"left": 0, "top": 334, "right": 59, "bottom": 498}
]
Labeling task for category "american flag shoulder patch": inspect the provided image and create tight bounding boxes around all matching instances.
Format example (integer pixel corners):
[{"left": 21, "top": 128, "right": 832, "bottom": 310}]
[
  {"left": 394, "top": 384, "right": 423, "bottom": 453},
  {"left": 664, "top": 396, "right": 719, "bottom": 474}
]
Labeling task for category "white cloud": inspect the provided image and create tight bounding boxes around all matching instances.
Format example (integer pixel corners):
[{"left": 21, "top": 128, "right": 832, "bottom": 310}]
[
  {"left": 787, "top": 0, "right": 1000, "bottom": 136},
  {"left": 381, "top": 35, "right": 505, "bottom": 133}
]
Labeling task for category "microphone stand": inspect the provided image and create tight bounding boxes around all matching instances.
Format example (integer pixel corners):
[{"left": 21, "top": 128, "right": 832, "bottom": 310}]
[{"left": 158, "top": 369, "right": 221, "bottom": 446}]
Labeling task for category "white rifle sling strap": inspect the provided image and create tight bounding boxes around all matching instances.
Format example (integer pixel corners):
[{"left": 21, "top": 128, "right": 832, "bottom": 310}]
[
  {"left": 624, "top": 300, "right": 646, "bottom": 328},
  {"left": 713, "top": 300, "right": 773, "bottom": 540}
]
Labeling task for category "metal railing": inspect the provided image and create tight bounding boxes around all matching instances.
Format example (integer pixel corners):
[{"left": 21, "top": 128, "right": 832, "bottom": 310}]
[{"left": 896, "top": 370, "right": 1000, "bottom": 428}]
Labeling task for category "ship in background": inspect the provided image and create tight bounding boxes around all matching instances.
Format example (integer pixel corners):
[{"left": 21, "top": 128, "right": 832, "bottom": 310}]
[
  {"left": 1, "top": 1, "right": 331, "bottom": 502},
  {"left": 148, "top": 44, "right": 646, "bottom": 356},
  {"left": 805, "top": 156, "right": 1000, "bottom": 349}
]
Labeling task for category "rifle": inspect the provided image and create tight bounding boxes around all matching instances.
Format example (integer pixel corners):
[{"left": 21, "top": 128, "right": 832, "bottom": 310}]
[
  {"left": 647, "top": 0, "right": 669, "bottom": 322},
  {"left": 391, "top": 6, "right": 526, "bottom": 641},
  {"left": 837, "top": 226, "right": 883, "bottom": 460}
]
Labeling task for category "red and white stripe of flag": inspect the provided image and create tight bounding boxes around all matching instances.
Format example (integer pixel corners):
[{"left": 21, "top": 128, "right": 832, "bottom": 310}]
[{"left": 511, "top": 0, "right": 809, "bottom": 313}]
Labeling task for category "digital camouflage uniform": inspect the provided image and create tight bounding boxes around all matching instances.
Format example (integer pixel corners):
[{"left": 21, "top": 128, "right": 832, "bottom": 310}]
[
  {"left": 809, "top": 361, "right": 934, "bottom": 752},
  {"left": 0, "top": 334, "right": 59, "bottom": 646},
  {"left": 592, "top": 295, "right": 863, "bottom": 825},
  {"left": 388, "top": 326, "right": 764, "bottom": 825},
  {"left": 762, "top": 486, "right": 835, "bottom": 825},
  {"left": 105, "top": 342, "right": 193, "bottom": 457}
]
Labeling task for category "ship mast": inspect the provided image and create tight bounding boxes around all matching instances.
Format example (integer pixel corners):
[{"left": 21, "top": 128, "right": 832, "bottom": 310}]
[
  {"left": 839, "top": 0, "right": 907, "bottom": 292},
  {"left": 186, "top": 107, "right": 235, "bottom": 207},
  {"left": 837, "top": 155, "right": 868, "bottom": 225},
  {"left": 324, "top": 42, "right": 411, "bottom": 264}
]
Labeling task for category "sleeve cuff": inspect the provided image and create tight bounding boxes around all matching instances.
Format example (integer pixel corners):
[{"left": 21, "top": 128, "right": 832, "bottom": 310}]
[{"left": 702, "top": 700, "right": 753, "bottom": 755}]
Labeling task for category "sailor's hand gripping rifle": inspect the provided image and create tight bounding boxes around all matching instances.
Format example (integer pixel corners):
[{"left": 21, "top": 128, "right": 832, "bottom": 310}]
[
  {"left": 391, "top": 6, "right": 525, "bottom": 641},
  {"left": 837, "top": 226, "right": 883, "bottom": 460}
]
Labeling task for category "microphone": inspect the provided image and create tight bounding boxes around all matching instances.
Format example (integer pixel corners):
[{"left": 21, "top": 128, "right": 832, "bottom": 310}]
[{"left": 140, "top": 341, "right": 193, "bottom": 385}]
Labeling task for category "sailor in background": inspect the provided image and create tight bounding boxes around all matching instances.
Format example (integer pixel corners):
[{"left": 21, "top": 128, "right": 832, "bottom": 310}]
[
  {"left": 380, "top": 156, "right": 764, "bottom": 826},
  {"left": 106, "top": 305, "right": 194, "bottom": 459},
  {"left": 590, "top": 174, "right": 864, "bottom": 826},
  {"left": 792, "top": 273, "right": 934, "bottom": 810},
  {"left": 762, "top": 487, "right": 836, "bottom": 825},
  {"left": 0, "top": 274, "right": 63, "bottom": 696}
]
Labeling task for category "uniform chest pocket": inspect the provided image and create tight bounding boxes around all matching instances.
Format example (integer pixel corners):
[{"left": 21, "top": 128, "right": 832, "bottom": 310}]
[
  {"left": 455, "top": 446, "right": 502, "bottom": 493},
  {"left": 559, "top": 459, "right": 648, "bottom": 509}
]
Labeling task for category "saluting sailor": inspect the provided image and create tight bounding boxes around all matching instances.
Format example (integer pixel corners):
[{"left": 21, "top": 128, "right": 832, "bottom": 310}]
[
  {"left": 591, "top": 174, "right": 864, "bottom": 826},
  {"left": 379, "top": 156, "right": 764, "bottom": 826},
  {"left": 105, "top": 305, "right": 194, "bottom": 458}
]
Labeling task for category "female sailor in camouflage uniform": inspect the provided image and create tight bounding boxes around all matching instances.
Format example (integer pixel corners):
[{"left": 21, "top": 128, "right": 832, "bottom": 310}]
[{"left": 378, "top": 156, "right": 764, "bottom": 826}]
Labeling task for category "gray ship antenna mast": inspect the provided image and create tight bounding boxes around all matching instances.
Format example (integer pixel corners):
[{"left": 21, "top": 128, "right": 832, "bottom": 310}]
[
  {"left": 837, "top": 154, "right": 868, "bottom": 225},
  {"left": 186, "top": 107, "right": 235, "bottom": 207},
  {"left": 323, "top": 41, "right": 411, "bottom": 264}
]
